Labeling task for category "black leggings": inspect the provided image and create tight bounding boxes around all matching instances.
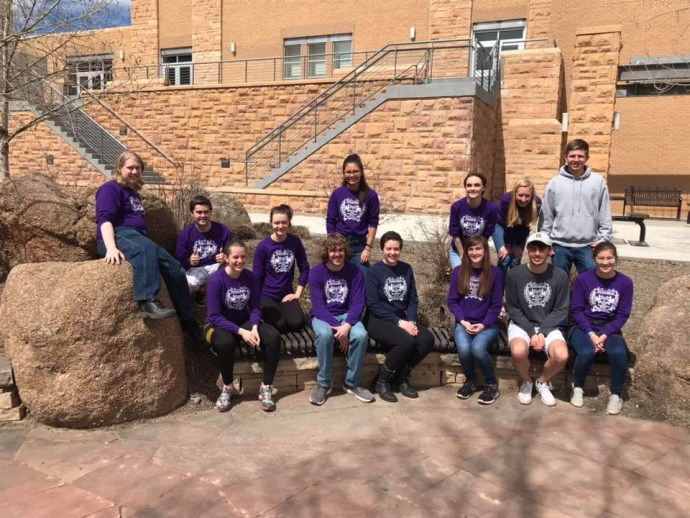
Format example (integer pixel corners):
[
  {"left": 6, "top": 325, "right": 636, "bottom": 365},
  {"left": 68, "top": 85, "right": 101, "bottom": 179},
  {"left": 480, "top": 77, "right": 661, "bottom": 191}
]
[
  {"left": 260, "top": 296, "right": 305, "bottom": 333},
  {"left": 366, "top": 316, "right": 434, "bottom": 372},
  {"left": 207, "top": 321, "right": 281, "bottom": 386}
]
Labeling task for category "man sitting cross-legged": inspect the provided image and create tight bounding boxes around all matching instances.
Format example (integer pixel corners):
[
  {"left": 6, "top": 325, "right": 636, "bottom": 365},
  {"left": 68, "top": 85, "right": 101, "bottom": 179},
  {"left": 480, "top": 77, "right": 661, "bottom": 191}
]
[{"left": 505, "top": 232, "right": 570, "bottom": 406}]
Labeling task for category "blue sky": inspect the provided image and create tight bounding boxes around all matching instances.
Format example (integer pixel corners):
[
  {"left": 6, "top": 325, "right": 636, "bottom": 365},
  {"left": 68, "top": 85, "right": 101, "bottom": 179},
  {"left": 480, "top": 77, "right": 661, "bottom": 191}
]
[{"left": 100, "top": 0, "right": 131, "bottom": 28}]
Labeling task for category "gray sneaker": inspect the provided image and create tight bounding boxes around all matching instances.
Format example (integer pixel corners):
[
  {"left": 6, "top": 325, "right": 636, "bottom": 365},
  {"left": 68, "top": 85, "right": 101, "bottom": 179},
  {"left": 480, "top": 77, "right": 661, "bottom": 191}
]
[
  {"left": 216, "top": 386, "right": 233, "bottom": 412},
  {"left": 258, "top": 383, "right": 276, "bottom": 412},
  {"left": 342, "top": 382, "right": 375, "bottom": 403},
  {"left": 309, "top": 384, "right": 332, "bottom": 406},
  {"left": 606, "top": 394, "right": 623, "bottom": 415}
]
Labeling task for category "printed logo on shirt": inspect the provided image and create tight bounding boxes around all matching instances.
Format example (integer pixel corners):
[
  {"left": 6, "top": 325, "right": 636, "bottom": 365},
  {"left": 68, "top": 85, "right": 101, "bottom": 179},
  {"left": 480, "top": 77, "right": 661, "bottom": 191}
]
[
  {"left": 129, "top": 196, "right": 145, "bottom": 213},
  {"left": 340, "top": 198, "right": 364, "bottom": 222},
  {"left": 193, "top": 239, "right": 218, "bottom": 260},
  {"left": 460, "top": 215, "right": 485, "bottom": 237},
  {"left": 467, "top": 275, "right": 483, "bottom": 301},
  {"left": 523, "top": 281, "right": 552, "bottom": 308},
  {"left": 383, "top": 276, "right": 407, "bottom": 302},
  {"left": 224, "top": 286, "right": 250, "bottom": 310},
  {"left": 270, "top": 249, "right": 295, "bottom": 274},
  {"left": 324, "top": 278, "right": 348, "bottom": 304},
  {"left": 589, "top": 287, "right": 620, "bottom": 314}
]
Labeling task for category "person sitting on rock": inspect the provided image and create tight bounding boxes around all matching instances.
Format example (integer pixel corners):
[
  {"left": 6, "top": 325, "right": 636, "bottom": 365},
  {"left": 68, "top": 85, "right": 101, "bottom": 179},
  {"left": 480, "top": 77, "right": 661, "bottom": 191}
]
[
  {"left": 175, "top": 195, "right": 232, "bottom": 304},
  {"left": 505, "top": 232, "right": 570, "bottom": 407},
  {"left": 205, "top": 240, "right": 282, "bottom": 413},
  {"left": 308, "top": 233, "right": 373, "bottom": 406},
  {"left": 569, "top": 242, "right": 633, "bottom": 415},
  {"left": 95, "top": 151, "right": 203, "bottom": 344}
]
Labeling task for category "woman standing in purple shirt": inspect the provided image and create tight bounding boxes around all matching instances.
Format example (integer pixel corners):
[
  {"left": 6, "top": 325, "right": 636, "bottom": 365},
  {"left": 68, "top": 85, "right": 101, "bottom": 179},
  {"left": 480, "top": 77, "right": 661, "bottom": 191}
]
[
  {"left": 205, "top": 240, "right": 282, "bottom": 413},
  {"left": 448, "top": 236, "right": 503, "bottom": 405},
  {"left": 492, "top": 179, "right": 542, "bottom": 280},
  {"left": 95, "top": 151, "right": 203, "bottom": 344},
  {"left": 569, "top": 242, "right": 633, "bottom": 415},
  {"left": 448, "top": 172, "right": 499, "bottom": 269},
  {"left": 253, "top": 205, "right": 310, "bottom": 333},
  {"left": 326, "top": 154, "right": 380, "bottom": 270}
]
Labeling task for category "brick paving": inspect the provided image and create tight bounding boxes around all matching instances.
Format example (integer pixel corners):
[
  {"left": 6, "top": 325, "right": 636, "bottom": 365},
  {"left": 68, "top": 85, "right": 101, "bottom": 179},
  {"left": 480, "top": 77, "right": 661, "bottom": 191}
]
[{"left": 0, "top": 386, "right": 689, "bottom": 517}]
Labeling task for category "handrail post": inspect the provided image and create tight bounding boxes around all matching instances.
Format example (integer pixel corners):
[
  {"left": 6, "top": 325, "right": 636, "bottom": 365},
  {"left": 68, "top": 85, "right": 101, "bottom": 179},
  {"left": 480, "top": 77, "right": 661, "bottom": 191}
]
[
  {"left": 273, "top": 58, "right": 276, "bottom": 81},
  {"left": 393, "top": 48, "right": 398, "bottom": 84},
  {"left": 352, "top": 69, "right": 357, "bottom": 113},
  {"left": 278, "top": 127, "right": 282, "bottom": 166},
  {"left": 314, "top": 105, "right": 318, "bottom": 142},
  {"left": 245, "top": 60, "right": 248, "bottom": 83}
]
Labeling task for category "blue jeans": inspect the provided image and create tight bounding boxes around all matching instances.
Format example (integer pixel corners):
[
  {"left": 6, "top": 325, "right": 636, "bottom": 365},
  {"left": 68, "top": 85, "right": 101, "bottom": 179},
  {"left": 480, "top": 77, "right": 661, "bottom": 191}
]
[
  {"left": 345, "top": 234, "right": 370, "bottom": 273},
  {"left": 454, "top": 324, "right": 499, "bottom": 385},
  {"left": 552, "top": 244, "right": 595, "bottom": 275},
  {"left": 312, "top": 314, "right": 369, "bottom": 388},
  {"left": 570, "top": 327, "right": 628, "bottom": 396},
  {"left": 450, "top": 246, "right": 462, "bottom": 269},
  {"left": 492, "top": 224, "right": 521, "bottom": 281},
  {"left": 97, "top": 226, "right": 193, "bottom": 320}
]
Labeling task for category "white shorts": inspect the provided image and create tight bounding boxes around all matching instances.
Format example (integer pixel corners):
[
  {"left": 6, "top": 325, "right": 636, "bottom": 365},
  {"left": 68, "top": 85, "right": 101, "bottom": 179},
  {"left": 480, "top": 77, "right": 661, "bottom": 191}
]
[
  {"left": 507, "top": 321, "right": 565, "bottom": 357},
  {"left": 186, "top": 263, "right": 220, "bottom": 288}
]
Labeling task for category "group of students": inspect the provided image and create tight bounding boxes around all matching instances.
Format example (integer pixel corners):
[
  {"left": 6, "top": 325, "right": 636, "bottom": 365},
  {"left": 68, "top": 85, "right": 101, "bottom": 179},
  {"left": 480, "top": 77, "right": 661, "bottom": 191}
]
[{"left": 95, "top": 140, "right": 632, "bottom": 416}]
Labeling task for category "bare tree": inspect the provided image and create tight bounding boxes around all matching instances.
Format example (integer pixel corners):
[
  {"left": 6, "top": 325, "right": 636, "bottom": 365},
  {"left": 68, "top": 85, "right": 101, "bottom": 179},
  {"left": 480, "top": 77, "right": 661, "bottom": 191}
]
[{"left": 0, "top": 0, "right": 118, "bottom": 180}]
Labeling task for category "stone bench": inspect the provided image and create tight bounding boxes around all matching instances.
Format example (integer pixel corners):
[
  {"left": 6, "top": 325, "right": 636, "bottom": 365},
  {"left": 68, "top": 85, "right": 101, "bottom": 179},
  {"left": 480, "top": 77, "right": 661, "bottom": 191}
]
[{"left": 0, "top": 356, "right": 26, "bottom": 422}]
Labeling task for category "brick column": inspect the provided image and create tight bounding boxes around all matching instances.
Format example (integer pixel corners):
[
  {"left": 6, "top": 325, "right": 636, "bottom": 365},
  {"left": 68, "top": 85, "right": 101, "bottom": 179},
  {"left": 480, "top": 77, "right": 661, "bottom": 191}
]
[
  {"left": 527, "top": 0, "right": 552, "bottom": 46},
  {"left": 567, "top": 26, "right": 622, "bottom": 178},
  {"left": 192, "top": 0, "right": 223, "bottom": 85},
  {"left": 130, "top": 0, "right": 159, "bottom": 78},
  {"left": 428, "top": 0, "right": 473, "bottom": 77}
]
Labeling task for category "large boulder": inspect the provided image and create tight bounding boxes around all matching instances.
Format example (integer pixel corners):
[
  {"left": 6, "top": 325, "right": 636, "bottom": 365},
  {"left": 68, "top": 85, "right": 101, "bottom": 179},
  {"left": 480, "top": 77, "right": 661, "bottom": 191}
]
[
  {"left": 0, "top": 260, "right": 187, "bottom": 428},
  {"left": 173, "top": 190, "right": 254, "bottom": 239},
  {"left": 635, "top": 274, "right": 690, "bottom": 422}
]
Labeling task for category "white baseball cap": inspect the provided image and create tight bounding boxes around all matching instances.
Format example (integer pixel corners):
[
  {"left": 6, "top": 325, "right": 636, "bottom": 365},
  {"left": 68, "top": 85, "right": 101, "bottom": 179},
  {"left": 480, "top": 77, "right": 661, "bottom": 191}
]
[{"left": 525, "top": 232, "right": 553, "bottom": 247}]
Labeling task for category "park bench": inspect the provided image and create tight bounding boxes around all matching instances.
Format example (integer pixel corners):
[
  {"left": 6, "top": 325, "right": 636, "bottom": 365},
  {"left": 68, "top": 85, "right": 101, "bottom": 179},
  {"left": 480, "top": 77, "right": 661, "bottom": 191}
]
[{"left": 612, "top": 186, "right": 682, "bottom": 246}]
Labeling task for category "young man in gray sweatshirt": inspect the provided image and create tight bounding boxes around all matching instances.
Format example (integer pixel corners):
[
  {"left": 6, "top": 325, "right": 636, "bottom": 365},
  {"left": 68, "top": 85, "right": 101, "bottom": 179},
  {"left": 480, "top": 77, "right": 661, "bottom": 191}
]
[
  {"left": 541, "top": 139, "right": 612, "bottom": 274},
  {"left": 505, "top": 232, "right": 570, "bottom": 406}
]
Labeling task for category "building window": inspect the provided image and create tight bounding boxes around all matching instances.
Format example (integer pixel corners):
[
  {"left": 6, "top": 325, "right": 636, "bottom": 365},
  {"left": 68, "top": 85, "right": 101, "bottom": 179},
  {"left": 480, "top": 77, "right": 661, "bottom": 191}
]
[
  {"left": 283, "top": 34, "right": 352, "bottom": 80},
  {"left": 617, "top": 56, "right": 690, "bottom": 96},
  {"left": 161, "top": 48, "right": 193, "bottom": 86},
  {"left": 472, "top": 20, "right": 526, "bottom": 78},
  {"left": 65, "top": 55, "right": 113, "bottom": 97}
]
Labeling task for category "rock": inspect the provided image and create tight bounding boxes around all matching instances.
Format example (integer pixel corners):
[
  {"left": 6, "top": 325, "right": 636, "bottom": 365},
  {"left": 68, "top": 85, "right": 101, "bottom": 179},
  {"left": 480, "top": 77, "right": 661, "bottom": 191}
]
[
  {"left": 636, "top": 274, "right": 690, "bottom": 421},
  {"left": 0, "top": 260, "right": 187, "bottom": 428},
  {"left": 177, "top": 190, "right": 255, "bottom": 239}
]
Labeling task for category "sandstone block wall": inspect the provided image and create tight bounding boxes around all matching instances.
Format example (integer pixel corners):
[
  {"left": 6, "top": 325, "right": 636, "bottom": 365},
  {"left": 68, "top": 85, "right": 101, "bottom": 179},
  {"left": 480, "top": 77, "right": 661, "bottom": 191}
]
[
  {"left": 130, "top": 0, "right": 159, "bottom": 73},
  {"left": 192, "top": 0, "right": 223, "bottom": 84}
]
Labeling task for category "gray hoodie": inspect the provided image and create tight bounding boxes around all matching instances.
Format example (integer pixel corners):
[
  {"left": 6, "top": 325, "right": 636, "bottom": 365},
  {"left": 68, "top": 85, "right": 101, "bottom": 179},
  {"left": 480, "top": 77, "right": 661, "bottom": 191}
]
[{"left": 541, "top": 166, "right": 612, "bottom": 247}]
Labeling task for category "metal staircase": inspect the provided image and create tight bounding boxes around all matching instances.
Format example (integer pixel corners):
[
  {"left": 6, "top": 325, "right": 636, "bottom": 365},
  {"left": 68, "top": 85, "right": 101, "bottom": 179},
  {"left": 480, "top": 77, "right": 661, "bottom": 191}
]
[{"left": 245, "top": 39, "right": 499, "bottom": 188}]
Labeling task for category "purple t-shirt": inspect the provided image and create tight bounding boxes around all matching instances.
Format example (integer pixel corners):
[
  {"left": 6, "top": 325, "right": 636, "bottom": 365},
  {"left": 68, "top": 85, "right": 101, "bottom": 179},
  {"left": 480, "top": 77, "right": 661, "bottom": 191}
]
[
  {"left": 95, "top": 180, "right": 147, "bottom": 240},
  {"left": 175, "top": 221, "right": 232, "bottom": 269},
  {"left": 498, "top": 191, "right": 542, "bottom": 248},
  {"left": 252, "top": 234, "right": 310, "bottom": 301},
  {"left": 308, "top": 262, "right": 365, "bottom": 327},
  {"left": 571, "top": 269, "right": 633, "bottom": 337},
  {"left": 447, "top": 265, "right": 503, "bottom": 328},
  {"left": 205, "top": 268, "right": 261, "bottom": 334},
  {"left": 448, "top": 198, "right": 499, "bottom": 252},
  {"left": 326, "top": 185, "right": 380, "bottom": 236}
]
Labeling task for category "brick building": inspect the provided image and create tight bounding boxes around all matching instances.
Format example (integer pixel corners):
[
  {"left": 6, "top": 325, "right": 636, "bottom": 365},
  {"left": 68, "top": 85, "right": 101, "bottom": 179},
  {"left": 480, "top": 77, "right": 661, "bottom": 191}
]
[{"left": 9, "top": 0, "right": 690, "bottom": 217}]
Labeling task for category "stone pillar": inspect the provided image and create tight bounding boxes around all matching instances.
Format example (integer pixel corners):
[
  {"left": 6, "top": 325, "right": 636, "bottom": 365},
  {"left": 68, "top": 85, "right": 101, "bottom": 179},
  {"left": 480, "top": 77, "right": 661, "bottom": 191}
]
[
  {"left": 527, "top": 0, "right": 552, "bottom": 46},
  {"left": 130, "top": 0, "right": 159, "bottom": 78},
  {"left": 192, "top": 0, "right": 223, "bottom": 85},
  {"left": 428, "top": 0, "right": 473, "bottom": 78},
  {"left": 567, "top": 26, "right": 622, "bottom": 178}
]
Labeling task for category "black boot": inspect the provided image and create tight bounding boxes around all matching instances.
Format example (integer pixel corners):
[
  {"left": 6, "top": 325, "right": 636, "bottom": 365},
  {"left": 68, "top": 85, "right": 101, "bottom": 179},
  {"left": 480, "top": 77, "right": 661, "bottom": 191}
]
[
  {"left": 180, "top": 318, "right": 205, "bottom": 347},
  {"left": 375, "top": 365, "right": 398, "bottom": 403},
  {"left": 392, "top": 363, "right": 419, "bottom": 399}
]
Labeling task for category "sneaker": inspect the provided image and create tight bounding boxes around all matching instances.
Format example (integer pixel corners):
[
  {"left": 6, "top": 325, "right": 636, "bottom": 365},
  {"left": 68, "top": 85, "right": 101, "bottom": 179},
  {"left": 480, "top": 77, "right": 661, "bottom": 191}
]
[
  {"left": 216, "top": 386, "right": 233, "bottom": 412},
  {"left": 342, "top": 382, "right": 375, "bottom": 403},
  {"left": 518, "top": 381, "right": 533, "bottom": 405},
  {"left": 536, "top": 380, "right": 556, "bottom": 407},
  {"left": 309, "top": 384, "right": 332, "bottom": 406},
  {"left": 571, "top": 387, "right": 585, "bottom": 408},
  {"left": 478, "top": 384, "right": 500, "bottom": 405},
  {"left": 258, "top": 383, "right": 276, "bottom": 412},
  {"left": 606, "top": 394, "right": 623, "bottom": 415},
  {"left": 138, "top": 299, "right": 177, "bottom": 319},
  {"left": 456, "top": 380, "right": 477, "bottom": 399}
]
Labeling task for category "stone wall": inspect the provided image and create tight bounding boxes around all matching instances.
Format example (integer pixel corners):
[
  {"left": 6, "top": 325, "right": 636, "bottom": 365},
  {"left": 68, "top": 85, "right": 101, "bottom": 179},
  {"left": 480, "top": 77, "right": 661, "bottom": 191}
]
[
  {"left": 192, "top": 0, "right": 223, "bottom": 84},
  {"left": 130, "top": 0, "right": 159, "bottom": 73},
  {"left": 428, "top": 0, "right": 473, "bottom": 77}
]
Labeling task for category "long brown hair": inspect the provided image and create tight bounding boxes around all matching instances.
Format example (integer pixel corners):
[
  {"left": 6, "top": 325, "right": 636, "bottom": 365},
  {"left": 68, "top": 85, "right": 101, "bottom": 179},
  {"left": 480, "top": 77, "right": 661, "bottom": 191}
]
[
  {"left": 506, "top": 179, "right": 538, "bottom": 229},
  {"left": 457, "top": 236, "right": 492, "bottom": 298},
  {"left": 114, "top": 151, "right": 145, "bottom": 192}
]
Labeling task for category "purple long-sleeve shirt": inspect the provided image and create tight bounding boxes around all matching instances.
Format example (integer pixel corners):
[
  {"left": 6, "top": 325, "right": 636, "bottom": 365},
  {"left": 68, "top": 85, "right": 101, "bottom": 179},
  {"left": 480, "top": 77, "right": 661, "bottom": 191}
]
[
  {"left": 205, "top": 268, "right": 261, "bottom": 334},
  {"left": 95, "top": 180, "right": 147, "bottom": 240},
  {"left": 447, "top": 266, "right": 503, "bottom": 329},
  {"left": 308, "top": 261, "right": 365, "bottom": 327},
  {"left": 571, "top": 270, "right": 633, "bottom": 337},
  {"left": 498, "top": 192, "right": 542, "bottom": 249},
  {"left": 252, "top": 234, "right": 310, "bottom": 301},
  {"left": 448, "top": 198, "right": 499, "bottom": 252},
  {"left": 326, "top": 186, "right": 380, "bottom": 236},
  {"left": 175, "top": 222, "right": 232, "bottom": 269}
]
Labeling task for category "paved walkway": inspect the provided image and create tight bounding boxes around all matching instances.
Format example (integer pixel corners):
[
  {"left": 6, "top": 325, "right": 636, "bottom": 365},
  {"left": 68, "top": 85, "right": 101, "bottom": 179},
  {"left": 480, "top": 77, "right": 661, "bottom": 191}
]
[
  {"left": 250, "top": 213, "right": 690, "bottom": 263},
  {"left": 1, "top": 386, "right": 689, "bottom": 517}
]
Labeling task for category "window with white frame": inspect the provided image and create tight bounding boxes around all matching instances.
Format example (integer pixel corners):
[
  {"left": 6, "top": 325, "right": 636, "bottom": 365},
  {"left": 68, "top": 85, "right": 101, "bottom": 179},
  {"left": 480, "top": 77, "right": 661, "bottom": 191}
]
[
  {"left": 472, "top": 20, "right": 526, "bottom": 77},
  {"left": 65, "top": 55, "right": 113, "bottom": 97},
  {"left": 283, "top": 35, "right": 353, "bottom": 80},
  {"left": 283, "top": 44, "right": 302, "bottom": 80},
  {"left": 161, "top": 48, "right": 193, "bottom": 86}
]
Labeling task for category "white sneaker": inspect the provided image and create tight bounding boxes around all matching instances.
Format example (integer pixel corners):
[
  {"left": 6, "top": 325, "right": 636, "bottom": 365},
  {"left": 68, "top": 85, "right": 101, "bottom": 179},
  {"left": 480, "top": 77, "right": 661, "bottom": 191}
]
[
  {"left": 536, "top": 380, "right": 556, "bottom": 407},
  {"left": 606, "top": 394, "right": 623, "bottom": 415},
  {"left": 570, "top": 387, "right": 584, "bottom": 408},
  {"left": 517, "top": 381, "right": 533, "bottom": 405}
]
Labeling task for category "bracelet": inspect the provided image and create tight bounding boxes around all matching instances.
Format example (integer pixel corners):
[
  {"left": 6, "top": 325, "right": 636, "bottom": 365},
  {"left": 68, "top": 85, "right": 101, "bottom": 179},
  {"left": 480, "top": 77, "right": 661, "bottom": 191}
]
[
  {"left": 365, "top": 244, "right": 373, "bottom": 250},
  {"left": 588, "top": 331, "right": 596, "bottom": 336}
]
